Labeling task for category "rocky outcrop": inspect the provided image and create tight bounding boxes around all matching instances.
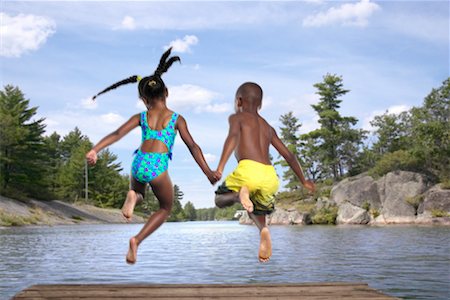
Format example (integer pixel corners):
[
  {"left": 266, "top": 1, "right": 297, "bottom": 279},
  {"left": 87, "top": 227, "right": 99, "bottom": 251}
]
[
  {"left": 238, "top": 208, "right": 311, "bottom": 225},
  {"left": 248, "top": 171, "right": 448, "bottom": 226}
]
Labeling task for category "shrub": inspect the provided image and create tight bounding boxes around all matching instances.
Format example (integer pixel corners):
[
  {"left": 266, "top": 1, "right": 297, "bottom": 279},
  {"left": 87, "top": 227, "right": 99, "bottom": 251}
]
[
  {"left": 431, "top": 209, "right": 449, "bottom": 218},
  {"left": 370, "top": 208, "right": 380, "bottom": 219},
  {"left": 362, "top": 201, "right": 371, "bottom": 211},
  {"left": 369, "top": 150, "right": 422, "bottom": 177},
  {"left": 311, "top": 206, "right": 338, "bottom": 225}
]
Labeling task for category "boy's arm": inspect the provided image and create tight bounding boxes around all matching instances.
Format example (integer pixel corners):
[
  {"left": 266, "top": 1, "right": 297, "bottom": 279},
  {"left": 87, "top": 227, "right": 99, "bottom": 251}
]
[
  {"left": 86, "top": 114, "right": 140, "bottom": 165},
  {"left": 270, "top": 127, "right": 315, "bottom": 192},
  {"left": 216, "top": 114, "right": 240, "bottom": 175},
  {"left": 177, "top": 115, "right": 218, "bottom": 184}
]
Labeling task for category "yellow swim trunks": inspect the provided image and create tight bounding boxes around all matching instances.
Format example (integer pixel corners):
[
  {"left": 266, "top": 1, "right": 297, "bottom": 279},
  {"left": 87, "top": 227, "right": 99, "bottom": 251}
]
[{"left": 215, "top": 159, "right": 279, "bottom": 215}]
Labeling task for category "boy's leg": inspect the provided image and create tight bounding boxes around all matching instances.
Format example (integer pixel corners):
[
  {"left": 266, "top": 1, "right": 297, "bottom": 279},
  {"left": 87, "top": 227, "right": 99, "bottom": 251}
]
[
  {"left": 248, "top": 213, "right": 272, "bottom": 263},
  {"left": 215, "top": 192, "right": 239, "bottom": 208},
  {"left": 215, "top": 186, "right": 254, "bottom": 213},
  {"left": 122, "top": 177, "right": 145, "bottom": 222},
  {"left": 126, "top": 172, "right": 173, "bottom": 264}
]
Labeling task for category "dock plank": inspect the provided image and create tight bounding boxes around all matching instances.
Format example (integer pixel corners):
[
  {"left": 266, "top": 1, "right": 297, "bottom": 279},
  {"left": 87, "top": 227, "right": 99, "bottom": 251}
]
[{"left": 13, "top": 283, "right": 399, "bottom": 299}]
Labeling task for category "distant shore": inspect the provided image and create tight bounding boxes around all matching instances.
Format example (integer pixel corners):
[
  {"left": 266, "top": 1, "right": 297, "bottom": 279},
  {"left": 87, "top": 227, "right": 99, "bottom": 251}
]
[{"left": 0, "top": 195, "right": 145, "bottom": 227}]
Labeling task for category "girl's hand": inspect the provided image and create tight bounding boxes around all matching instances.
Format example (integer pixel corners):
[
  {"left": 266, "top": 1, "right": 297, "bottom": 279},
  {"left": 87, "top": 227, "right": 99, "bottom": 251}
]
[
  {"left": 207, "top": 170, "right": 221, "bottom": 185},
  {"left": 86, "top": 150, "right": 98, "bottom": 165}
]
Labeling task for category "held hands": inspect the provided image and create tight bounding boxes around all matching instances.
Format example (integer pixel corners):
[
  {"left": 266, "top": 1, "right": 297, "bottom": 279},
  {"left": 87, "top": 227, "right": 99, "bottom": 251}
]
[
  {"left": 86, "top": 149, "right": 98, "bottom": 165},
  {"left": 206, "top": 170, "right": 222, "bottom": 185}
]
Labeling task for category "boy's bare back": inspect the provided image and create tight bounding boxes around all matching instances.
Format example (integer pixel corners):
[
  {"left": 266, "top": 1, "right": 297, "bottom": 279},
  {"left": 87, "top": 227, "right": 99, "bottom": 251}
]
[{"left": 229, "top": 112, "right": 273, "bottom": 165}]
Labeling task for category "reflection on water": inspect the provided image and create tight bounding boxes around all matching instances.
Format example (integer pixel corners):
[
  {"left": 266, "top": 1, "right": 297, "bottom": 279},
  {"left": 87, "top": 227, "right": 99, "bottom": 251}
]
[{"left": 1, "top": 222, "right": 449, "bottom": 299}]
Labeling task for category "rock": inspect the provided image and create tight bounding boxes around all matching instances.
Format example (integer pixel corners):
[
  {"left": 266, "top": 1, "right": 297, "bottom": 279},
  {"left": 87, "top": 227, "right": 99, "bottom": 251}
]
[
  {"left": 418, "top": 184, "right": 450, "bottom": 215},
  {"left": 315, "top": 197, "right": 336, "bottom": 210},
  {"left": 331, "top": 174, "right": 381, "bottom": 210},
  {"left": 377, "top": 171, "right": 428, "bottom": 222},
  {"left": 336, "top": 202, "right": 370, "bottom": 225},
  {"left": 238, "top": 208, "right": 311, "bottom": 225}
]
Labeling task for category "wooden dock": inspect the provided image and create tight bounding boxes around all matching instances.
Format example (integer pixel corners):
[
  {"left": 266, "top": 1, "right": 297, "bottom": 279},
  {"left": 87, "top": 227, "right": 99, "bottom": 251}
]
[{"left": 13, "top": 283, "right": 399, "bottom": 299}]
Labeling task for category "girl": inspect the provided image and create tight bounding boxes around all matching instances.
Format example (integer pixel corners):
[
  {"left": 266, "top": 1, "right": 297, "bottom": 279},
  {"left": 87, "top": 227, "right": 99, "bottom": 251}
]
[{"left": 86, "top": 48, "right": 219, "bottom": 264}]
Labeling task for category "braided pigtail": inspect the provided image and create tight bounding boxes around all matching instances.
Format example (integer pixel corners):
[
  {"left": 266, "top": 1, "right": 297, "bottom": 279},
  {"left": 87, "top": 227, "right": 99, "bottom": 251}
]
[
  {"left": 154, "top": 47, "right": 181, "bottom": 77},
  {"left": 92, "top": 75, "right": 141, "bottom": 100}
]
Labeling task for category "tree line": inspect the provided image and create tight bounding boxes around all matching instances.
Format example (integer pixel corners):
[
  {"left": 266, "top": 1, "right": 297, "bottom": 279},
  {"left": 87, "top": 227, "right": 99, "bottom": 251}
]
[{"left": 1, "top": 75, "right": 448, "bottom": 219}]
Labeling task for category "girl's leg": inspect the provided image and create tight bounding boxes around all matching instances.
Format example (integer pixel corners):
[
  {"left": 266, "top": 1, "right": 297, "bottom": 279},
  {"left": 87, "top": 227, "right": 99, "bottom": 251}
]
[
  {"left": 126, "top": 172, "right": 173, "bottom": 264},
  {"left": 122, "top": 177, "right": 145, "bottom": 222},
  {"left": 248, "top": 213, "right": 271, "bottom": 263}
]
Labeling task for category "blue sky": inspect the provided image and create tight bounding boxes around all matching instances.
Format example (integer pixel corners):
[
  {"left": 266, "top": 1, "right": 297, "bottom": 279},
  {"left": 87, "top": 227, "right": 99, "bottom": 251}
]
[{"left": 2, "top": 0, "right": 449, "bottom": 208}]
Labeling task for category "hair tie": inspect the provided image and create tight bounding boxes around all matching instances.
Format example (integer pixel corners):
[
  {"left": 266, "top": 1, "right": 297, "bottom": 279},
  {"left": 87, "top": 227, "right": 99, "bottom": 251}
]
[
  {"left": 136, "top": 75, "right": 142, "bottom": 82},
  {"left": 148, "top": 80, "right": 157, "bottom": 87}
]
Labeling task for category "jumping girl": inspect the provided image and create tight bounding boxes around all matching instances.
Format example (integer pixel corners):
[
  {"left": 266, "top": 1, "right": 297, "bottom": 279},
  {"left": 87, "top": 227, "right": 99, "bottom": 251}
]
[{"left": 86, "top": 48, "right": 219, "bottom": 264}]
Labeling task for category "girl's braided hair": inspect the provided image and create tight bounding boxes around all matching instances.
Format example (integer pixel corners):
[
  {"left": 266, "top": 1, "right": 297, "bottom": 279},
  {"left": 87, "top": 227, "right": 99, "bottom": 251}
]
[{"left": 92, "top": 47, "right": 180, "bottom": 100}]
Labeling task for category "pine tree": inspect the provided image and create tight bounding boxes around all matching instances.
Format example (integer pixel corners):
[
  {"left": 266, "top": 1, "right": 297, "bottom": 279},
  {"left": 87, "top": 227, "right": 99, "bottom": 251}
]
[
  {"left": 276, "top": 112, "right": 303, "bottom": 190},
  {"left": 0, "top": 85, "right": 47, "bottom": 197},
  {"left": 183, "top": 201, "right": 196, "bottom": 221}
]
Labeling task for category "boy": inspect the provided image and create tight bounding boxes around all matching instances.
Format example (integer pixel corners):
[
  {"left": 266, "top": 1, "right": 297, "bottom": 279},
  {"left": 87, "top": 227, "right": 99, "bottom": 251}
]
[{"left": 214, "top": 82, "right": 315, "bottom": 262}]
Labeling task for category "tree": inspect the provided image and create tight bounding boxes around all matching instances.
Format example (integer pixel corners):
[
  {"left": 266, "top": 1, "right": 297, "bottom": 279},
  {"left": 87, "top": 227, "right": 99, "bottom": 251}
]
[
  {"left": 168, "top": 184, "right": 185, "bottom": 221},
  {"left": 0, "top": 85, "right": 47, "bottom": 197},
  {"left": 307, "top": 74, "right": 364, "bottom": 179},
  {"left": 183, "top": 201, "right": 197, "bottom": 221},
  {"left": 276, "top": 112, "right": 303, "bottom": 190},
  {"left": 370, "top": 111, "right": 411, "bottom": 156},
  {"left": 56, "top": 128, "right": 92, "bottom": 201},
  {"left": 409, "top": 77, "right": 450, "bottom": 181}
]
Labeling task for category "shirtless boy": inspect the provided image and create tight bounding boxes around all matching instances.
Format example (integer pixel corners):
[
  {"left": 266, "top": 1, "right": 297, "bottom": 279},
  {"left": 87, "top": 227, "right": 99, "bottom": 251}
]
[{"left": 214, "top": 82, "right": 315, "bottom": 262}]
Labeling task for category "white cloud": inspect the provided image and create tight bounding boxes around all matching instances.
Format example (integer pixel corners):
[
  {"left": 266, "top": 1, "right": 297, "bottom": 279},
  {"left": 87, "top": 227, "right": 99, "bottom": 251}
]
[
  {"left": 0, "top": 13, "right": 55, "bottom": 57},
  {"left": 101, "top": 112, "right": 125, "bottom": 124},
  {"left": 363, "top": 104, "right": 411, "bottom": 131},
  {"left": 81, "top": 97, "right": 98, "bottom": 110},
  {"left": 303, "top": 0, "right": 380, "bottom": 28},
  {"left": 120, "top": 16, "right": 136, "bottom": 30},
  {"left": 169, "top": 84, "right": 230, "bottom": 113},
  {"left": 204, "top": 153, "right": 217, "bottom": 163},
  {"left": 165, "top": 35, "right": 199, "bottom": 53}
]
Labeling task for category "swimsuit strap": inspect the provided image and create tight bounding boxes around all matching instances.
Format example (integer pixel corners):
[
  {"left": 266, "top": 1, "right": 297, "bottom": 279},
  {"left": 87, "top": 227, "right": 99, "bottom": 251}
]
[{"left": 140, "top": 111, "right": 179, "bottom": 159}]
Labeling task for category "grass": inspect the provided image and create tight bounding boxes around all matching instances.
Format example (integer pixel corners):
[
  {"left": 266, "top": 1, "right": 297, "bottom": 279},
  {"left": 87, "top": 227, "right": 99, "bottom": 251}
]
[
  {"left": 431, "top": 209, "right": 450, "bottom": 218},
  {"left": 0, "top": 208, "right": 42, "bottom": 226},
  {"left": 311, "top": 206, "right": 339, "bottom": 225}
]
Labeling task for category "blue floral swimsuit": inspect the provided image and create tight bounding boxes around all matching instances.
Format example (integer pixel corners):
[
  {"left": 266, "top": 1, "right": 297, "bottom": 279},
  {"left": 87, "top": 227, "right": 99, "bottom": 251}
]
[{"left": 131, "top": 111, "right": 179, "bottom": 184}]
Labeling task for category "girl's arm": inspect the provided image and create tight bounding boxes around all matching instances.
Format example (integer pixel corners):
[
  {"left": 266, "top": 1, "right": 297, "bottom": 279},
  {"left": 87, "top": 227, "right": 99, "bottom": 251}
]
[
  {"left": 176, "top": 115, "right": 219, "bottom": 184},
  {"left": 216, "top": 114, "right": 240, "bottom": 175},
  {"left": 270, "top": 127, "right": 315, "bottom": 192},
  {"left": 86, "top": 114, "right": 140, "bottom": 165}
]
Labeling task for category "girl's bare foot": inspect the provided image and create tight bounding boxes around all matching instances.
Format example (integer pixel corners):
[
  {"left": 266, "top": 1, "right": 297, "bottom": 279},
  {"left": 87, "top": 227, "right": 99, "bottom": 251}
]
[
  {"left": 122, "top": 190, "right": 138, "bottom": 222},
  {"left": 239, "top": 186, "right": 253, "bottom": 213},
  {"left": 258, "top": 227, "right": 272, "bottom": 263},
  {"left": 126, "top": 237, "right": 138, "bottom": 264}
]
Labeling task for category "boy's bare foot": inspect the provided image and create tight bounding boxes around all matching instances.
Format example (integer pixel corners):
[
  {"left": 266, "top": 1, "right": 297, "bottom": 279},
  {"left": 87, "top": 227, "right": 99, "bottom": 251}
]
[
  {"left": 126, "top": 237, "right": 138, "bottom": 264},
  {"left": 122, "top": 190, "right": 138, "bottom": 222},
  {"left": 258, "top": 227, "right": 272, "bottom": 263},
  {"left": 239, "top": 186, "right": 253, "bottom": 213}
]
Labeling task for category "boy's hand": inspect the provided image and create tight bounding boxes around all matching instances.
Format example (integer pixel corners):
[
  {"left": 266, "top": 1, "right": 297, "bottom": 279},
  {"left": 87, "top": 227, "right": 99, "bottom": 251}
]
[
  {"left": 206, "top": 170, "right": 221, "bottom": 185},
  {"left": 86, "top": 150, "right": 98, "bottom": 165},
  {"left": 303, "top": 180, "right": 316, "bottom": 193}
]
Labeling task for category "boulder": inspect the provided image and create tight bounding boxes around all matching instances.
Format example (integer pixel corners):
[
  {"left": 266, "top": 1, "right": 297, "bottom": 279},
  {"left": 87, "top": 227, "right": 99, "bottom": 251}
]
[
  {"left": 377, "top": 171, "right": 428, "bottom": 222},
  {"left": 331, "top": 174, "right": 381, "bottom": 210},
  {"left": 336, "top": 202, "right": 370, "bottom": 225},
  {"left": 418, "top": 184, "right": 450, "bottom": 215},
  {"left": 238, "top": 208, "right": 311, "bottom": 225}
]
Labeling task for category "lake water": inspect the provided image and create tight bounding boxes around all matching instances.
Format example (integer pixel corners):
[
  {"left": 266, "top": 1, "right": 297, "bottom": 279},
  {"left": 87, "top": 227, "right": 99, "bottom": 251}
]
[{"left": 0, "top": 221, "right": 449, "bottom": 299}]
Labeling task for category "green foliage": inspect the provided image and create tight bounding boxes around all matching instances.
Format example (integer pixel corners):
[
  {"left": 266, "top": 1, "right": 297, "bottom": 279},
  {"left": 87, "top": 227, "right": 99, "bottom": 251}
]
[
  {"left": 370, "top": 208, "right": 380, "bottom": 219},
  {"left": 305, "top": 74, "right": 365, "bottom": 179},
  {"left": 362, "top": 201, "right": 371, "bottom": 211},
  {"left": 0, "top": 208, "right": 42, "bottom": 226},
  {"left": 405, "top": 195, "right": 424, "bottom": 215},
  {"left": 167, "top": 184, "right": 185, "bottom": 221},
  {"left": 440, "top": 179, "right": 450, "bottom": 190},
  {"left": 276, "top": 112, "right": 303, "bottom": 190},
  {"left": 431, "top": 209, "right": 450, "bottom": 218},
  {"left": 311, "top": 206, "right": 338, "bottom": 225},
  {"left": 183, "top": 201, "right": 197, "bottom": 221},
  {"left": 0, "top": 85, "right": 48, "bottom": 197},
  {"left": 369, "top": 150, "right": 422, "bottom": 177},
  {"left": 214, "top": 203, "right": 242, "bottom": 220}
]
